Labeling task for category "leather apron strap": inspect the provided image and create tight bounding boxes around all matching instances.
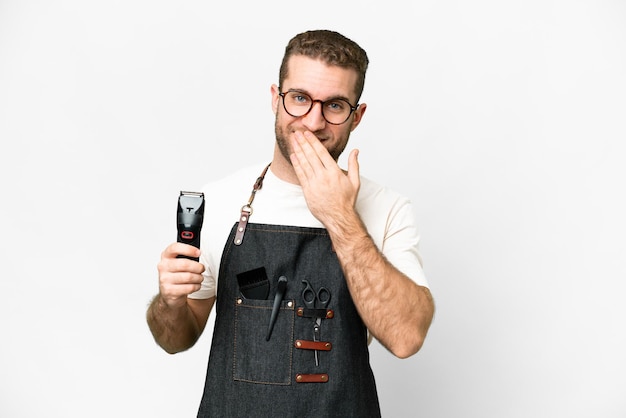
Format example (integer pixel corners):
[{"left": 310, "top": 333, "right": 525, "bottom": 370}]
[{"left": 233, "top": 162, "right": 271, "bottom": 246}]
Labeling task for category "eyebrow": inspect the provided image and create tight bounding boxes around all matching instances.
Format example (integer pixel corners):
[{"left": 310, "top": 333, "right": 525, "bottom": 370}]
[{"left": 286, "top": 88, "right": 355, "bottom": 105}]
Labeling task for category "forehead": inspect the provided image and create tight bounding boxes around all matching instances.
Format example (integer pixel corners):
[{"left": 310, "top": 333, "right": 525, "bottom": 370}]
[{"left": 283, "top": 55, "right": 359, "bottom": 100}]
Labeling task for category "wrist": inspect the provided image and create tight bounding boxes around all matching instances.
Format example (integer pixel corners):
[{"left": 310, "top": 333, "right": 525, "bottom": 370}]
[
  {"left": 155, "top": 293, "right": 188, "bottom": 315},
  {"left": 325, "top": 210, "right": 369, "bottom": 249}
]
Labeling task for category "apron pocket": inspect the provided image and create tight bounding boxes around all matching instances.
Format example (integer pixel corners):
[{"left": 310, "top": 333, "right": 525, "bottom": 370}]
[{"left": 233, "top": 298, "right": 295, "bottom": 385}]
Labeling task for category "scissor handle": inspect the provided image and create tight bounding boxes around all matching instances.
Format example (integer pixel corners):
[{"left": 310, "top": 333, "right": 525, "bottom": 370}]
[
  {"left": 316, "top": 287, "right": 331, "bottom": 308},
  {"left": 301, "top": 280, "right": 316, "bottom": 308}
]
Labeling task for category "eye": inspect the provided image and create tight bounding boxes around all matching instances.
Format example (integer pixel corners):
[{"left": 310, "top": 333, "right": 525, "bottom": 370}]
[
  {"left": 288, "top": 92, "right": 311, "bottom": 105},
  {"left": 325, "top": 100, "right": 347, "bottom": 113}
]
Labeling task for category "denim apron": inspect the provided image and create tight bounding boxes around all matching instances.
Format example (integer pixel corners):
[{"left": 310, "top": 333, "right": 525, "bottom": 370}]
[{"left": 197, "top": 167, "right": 381, "bottom": 417}]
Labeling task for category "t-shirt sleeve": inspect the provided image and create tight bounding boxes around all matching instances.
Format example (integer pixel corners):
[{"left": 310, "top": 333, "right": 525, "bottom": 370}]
[{"left": 380, "top": 198, "right": 429, "bottom": 288}]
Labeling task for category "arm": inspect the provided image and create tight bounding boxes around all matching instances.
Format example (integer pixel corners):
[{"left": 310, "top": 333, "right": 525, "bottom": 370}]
[
  {"left": 323, "top": 212, "right": 434, "bottom": 358},
  {"left": 290, "top": 131, "right": 435, "bottom": 358},
  {"left": 146, "top": 242, "right": 215, "bottom": 354}
]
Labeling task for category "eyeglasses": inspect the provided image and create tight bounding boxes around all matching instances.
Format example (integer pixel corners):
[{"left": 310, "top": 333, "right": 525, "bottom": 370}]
[{"left": 279, "top": 90, "right": 358, "bottom": 125}]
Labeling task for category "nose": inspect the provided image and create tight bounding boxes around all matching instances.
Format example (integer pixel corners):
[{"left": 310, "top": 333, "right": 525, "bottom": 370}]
[{"left": 301, "top": 101, "right": 327, "bottom": 132}]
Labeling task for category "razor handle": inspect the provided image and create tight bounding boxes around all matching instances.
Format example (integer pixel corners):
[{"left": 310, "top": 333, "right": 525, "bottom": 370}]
[{"left": 177, "top": 191, "right": 205, "bottom": 261}]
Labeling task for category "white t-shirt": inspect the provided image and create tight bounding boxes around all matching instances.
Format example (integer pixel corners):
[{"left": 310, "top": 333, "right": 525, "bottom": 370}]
[{"left": 189, "top": 162, "right": 428, "bottom": 299}]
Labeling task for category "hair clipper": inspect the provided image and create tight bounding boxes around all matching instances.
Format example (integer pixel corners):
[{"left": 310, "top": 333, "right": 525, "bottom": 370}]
[{"left": 177, "top": 191, "right": 205, "bottom": 261}]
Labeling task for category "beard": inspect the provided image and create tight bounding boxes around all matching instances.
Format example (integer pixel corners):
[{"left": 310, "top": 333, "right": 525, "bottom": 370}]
[{"left": 274, "top": 113, "right": 349, "bottom": 163}]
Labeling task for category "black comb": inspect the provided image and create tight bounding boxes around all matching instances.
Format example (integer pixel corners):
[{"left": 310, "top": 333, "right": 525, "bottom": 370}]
[{"left": 236, "top": 267, "right": 270, "bottom": 300}]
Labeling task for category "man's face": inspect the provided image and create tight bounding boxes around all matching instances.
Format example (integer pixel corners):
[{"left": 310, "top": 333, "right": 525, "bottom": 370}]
[{"left": 272, "top": 55, "right": 365, "bottom": 163}]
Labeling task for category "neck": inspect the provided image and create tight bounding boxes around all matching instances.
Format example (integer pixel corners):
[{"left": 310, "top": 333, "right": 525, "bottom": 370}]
[{"left": 270, "top": 144, "right": 301, "bottom": 185}]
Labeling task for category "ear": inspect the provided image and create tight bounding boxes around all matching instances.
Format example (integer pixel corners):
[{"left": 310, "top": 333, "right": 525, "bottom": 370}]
[
  {"left": 349, "top": 103, "right": 367, "bottom": 132},
  {"left": 271, "top": 84, "right": 280, "bottom": 115}
]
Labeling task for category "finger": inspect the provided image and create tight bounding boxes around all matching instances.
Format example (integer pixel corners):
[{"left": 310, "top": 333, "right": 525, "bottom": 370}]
[
  {"left": 159, "top": 273, "right": 203, "bottom": 299},
  {"left": 302, "top": 131, "right": 336, "bottom": 168},
  {"left": 160, "top": 270, "right": 204, "bottom": 286},
  {"left": 158, "top": 268, "right": 204, "bottom": 294},
  {"left": 290, "top": 150, "right": 309, "bottom": 186},
  {"left": 159, "top": 256, "right": 205, "bottom": 275},
  {"left": 162, "top": 242, "right": 202, "bottom": 260},
  {"left": 159, "top": 244, "right": 205, "bottom": 277},
  {"left": 293, "top": 131, "right": 327, "bottom": 170},
  {"left": 347, "top": 148, "right": 361, "bottom": 189},
  {"left": 291, "top": 132, "right": 316, "bottom": 181}
]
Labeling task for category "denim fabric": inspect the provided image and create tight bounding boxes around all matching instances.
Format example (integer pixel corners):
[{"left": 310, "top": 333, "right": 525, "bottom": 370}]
[{"left": 197, "top": 223, "right": 381, "bottom": 417}]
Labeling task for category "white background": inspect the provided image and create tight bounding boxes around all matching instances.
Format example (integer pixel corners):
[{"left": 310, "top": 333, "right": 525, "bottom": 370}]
[{"left": 1, "top": 1, "right": 625, "bottom": 417}]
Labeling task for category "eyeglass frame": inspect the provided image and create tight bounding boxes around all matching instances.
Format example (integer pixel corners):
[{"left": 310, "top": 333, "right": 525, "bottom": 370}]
[{"left": 278, "top": 89, "right": 359, "bottom": 125}]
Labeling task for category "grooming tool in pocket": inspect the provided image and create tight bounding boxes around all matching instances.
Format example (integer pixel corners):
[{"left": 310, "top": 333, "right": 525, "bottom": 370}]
[
  {"left": 266, "top": 276, "right": 288, "bottom": 341},
  {"left": 236, "top": 267, "right": 270, "bottom": 300},
  {"left": 301, "top": 280, "right": 331, "bottom": 366}
]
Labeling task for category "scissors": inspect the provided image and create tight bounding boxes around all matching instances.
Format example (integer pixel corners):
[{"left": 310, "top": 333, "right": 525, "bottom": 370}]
[{"left": 301, "top": 280, "right": 331, "bottom": 366}]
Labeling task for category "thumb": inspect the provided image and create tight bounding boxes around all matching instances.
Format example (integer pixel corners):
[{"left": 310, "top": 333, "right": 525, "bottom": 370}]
[{"left": 347, "top": 149, "right": 361, "bottom": 188}]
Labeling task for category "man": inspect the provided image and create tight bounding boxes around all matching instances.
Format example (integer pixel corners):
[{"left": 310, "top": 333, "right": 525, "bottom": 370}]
[{"left": 147, "top": 29, "right": 434, "bottom": 417}]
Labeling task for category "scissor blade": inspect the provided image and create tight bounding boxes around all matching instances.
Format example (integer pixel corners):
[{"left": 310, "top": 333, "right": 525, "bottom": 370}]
[{"left": 313, "top": 323, "right": 320, "bottom": 366}]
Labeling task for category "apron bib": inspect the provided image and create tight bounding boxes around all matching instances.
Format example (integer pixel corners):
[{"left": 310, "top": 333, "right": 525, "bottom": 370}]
[{"left": 197, "top": 169, "right": 381, "bottom": 417}]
